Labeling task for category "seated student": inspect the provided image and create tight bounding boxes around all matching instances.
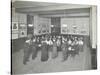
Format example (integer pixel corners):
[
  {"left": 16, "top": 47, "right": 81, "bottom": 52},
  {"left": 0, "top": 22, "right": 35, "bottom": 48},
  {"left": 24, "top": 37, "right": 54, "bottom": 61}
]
[
  {"left": 68, "top": 46, "right": 72, "bottom": 56},
  {"left": 41, "top": 36, "right": 49, "bottom": 62},
  {"left": 37, "top": 36, "right": 42, "bottom": 48},
  {"left": 48, "top": 37, "right": 53, "bottom": 51},
  {"left": 70, "top": 37, "right": 78, "bottom": 58},
  {"left": 78, "top": 37, "right": 84, "bottom": 52},
  {"left": 35, "top": 36, "right": 40, "bottom": 51},
  {"left": 56, "top": 36, "right": 61, "bottom": 51},
  {"left": 67, "top": 38, "right": 72, "bottom": 56},
  {"left": 45, "top": 36, "right": 50, "bottom": 52},
  {"left": 68, "top": 38, "right": 72, "bottom": 45},
  {"left": 49, "top": 37, "right": 53, "bottom": 46},
  {"left": 61, "top": 36, "right": 69, "bottom": 61},
  {"left": 74, "top": 37, "right": 79, "bottom": 55},
  {"left": 52, "top": 36, "right": 56, "bottom": 42},
  {"left": 23, "top": 34, "right": 34, "bottom": 65}
]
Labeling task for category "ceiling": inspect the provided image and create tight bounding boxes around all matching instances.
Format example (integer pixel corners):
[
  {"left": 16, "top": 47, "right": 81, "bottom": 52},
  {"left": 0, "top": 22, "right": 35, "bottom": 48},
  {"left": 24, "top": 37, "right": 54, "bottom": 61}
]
[
  {"left": 12, "top": 1, "right": 91, "bottom": 17},
  {"left": 13, "top": 1, "right": 63, "bottom": 8}
]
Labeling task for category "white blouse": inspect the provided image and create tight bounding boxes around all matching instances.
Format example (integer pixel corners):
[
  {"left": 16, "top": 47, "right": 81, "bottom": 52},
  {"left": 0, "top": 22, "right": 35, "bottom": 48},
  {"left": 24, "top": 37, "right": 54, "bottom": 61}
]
[{"left": 68, "top": 40, "right": 72, "bottom": 45}]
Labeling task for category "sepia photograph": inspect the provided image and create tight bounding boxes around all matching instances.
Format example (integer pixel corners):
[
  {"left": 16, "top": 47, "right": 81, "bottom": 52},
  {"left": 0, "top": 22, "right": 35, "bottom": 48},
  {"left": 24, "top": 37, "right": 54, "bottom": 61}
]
[{"left": 11, "top": 0, "right": 97, "bottom": 74}]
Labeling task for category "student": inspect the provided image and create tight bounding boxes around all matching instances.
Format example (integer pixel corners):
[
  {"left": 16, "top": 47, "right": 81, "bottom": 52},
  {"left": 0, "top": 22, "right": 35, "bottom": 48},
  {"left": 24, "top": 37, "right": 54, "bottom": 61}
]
[
  {"left": 52, "top": 36, "right": 56, "bottom": 42},
  {"left": 31, "top": 36, "right": 37, "bottom": 60},
  {"left": 74, "top": 37, "right": 79, "bottom": 55},
  {"left": 23, "top": 34, "right": 33, "bottom": 65},
  {"left": 41, "top": 36, "right": 49, "bottom": 62},
  {"left": 61, "top": 37, "right": 68, "bottom": 61},
  {"left": 56, "top": 37, "right": 61, "bottom": 51},
  {"left": 68, "top": 38, "right": 72, "bottom": 56},
  {"left": 48, "top": 37, "right": 53, "bottom": 52},
  {"left": 52, "top": 38, "right": 58, "bottom": 59},
  {"left": 68, "top": 38, "right": 72, "bottom": 45},
  {"left": 79, "top": 37, "right": 84, "bottom": 52},
  {"left": 71, "top": 37, "right": 77, "bottom": 58}
]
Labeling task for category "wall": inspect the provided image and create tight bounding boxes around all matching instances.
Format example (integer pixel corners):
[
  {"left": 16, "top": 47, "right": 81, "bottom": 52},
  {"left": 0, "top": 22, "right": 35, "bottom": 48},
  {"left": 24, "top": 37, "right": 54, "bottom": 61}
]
[
  {"left": 61, "top": 17, "right": 89, "bottom": 35},
  {"left": 12, "top": 8, "right": 27, "bottom": 39},
  {"left": 34, "top": 15, "right": 51, "bottom": 35},
  {"left": 51, "top": 17, "right": 61, "bottom": 34}
]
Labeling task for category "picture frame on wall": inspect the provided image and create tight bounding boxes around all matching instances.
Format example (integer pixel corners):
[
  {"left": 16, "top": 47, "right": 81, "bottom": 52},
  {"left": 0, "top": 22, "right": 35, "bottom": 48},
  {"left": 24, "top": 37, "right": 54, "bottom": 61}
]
[
  {"left": 12, "top": 22, "right": 19, "bottom": 30},
  {"left": 19, "top": 29, "right": 27, "bottom": 38},
  {"left": 19, "top": 23, "right": 27, "bottom": 29}
]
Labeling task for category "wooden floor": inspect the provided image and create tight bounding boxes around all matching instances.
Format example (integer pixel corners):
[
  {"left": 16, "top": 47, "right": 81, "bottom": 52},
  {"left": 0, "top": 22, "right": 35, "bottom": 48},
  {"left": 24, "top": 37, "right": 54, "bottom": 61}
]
[{"left": 12, "top": 41, "right": 92, "bottom": 74}]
